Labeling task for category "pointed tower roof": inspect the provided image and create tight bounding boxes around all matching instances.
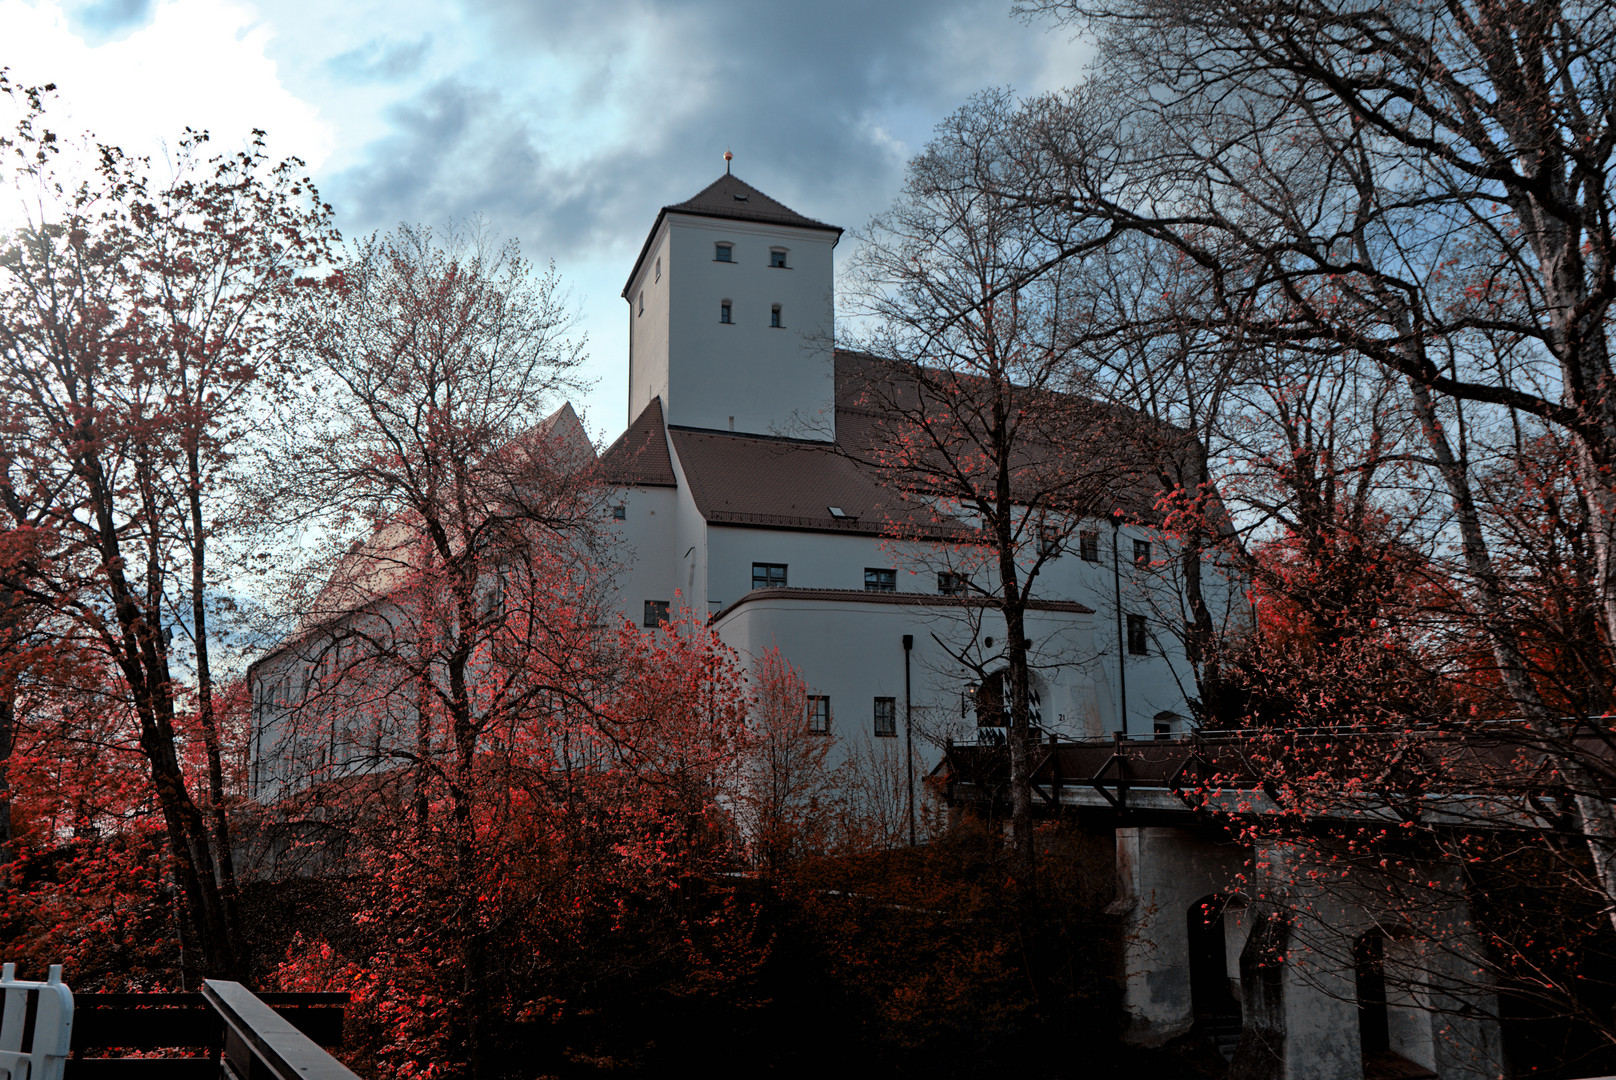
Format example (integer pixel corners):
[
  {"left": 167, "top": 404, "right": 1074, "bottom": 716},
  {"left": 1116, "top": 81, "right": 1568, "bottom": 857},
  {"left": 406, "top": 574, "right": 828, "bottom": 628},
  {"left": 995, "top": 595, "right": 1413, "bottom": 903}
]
[{"left": 623, "top": 173, "right": 842, "bottom": 297}]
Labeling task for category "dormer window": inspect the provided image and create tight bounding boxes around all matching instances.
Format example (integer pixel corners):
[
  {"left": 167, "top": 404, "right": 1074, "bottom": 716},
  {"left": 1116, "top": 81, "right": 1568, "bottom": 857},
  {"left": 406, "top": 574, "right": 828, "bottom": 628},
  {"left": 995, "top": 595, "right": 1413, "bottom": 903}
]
[
  {"left": 720, "top": 300, "right": 732, "bottom": 324},
  {"left": 715, "top": 243, "right": 733, "bottom": 262},
  {"left": 770, "top": 304, "right": 782, "bottom": 328},
  {"left": 769, "top": 248, "right": 788, "bottom": 268}
]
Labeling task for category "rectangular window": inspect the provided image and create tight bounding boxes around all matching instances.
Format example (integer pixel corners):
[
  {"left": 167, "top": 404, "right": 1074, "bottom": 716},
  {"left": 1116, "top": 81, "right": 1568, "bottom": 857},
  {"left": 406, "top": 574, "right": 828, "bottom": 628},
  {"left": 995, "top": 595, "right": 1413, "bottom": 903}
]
[
  {"left": 770, "top": 248, "right": 788, "bottom": 268},
  {"left": 752, "top": 563, "right": 787, "bottom": 590},
  {"left": 1154, "top": 720, "right": 1173, "bottom": 741},
  {"left": 1134, "top": 538, "right": 1152, "bottom": 567},
  {"left": 873, "top": 697, "right": 897, "bottom": 737},
  {"left": 1079, "top": 530, "right": 1099, "bottom": 562},
  {"left": 864, "top": 567, "right": 896, "bottom": 592},
  {"left": 644, "top": 600, "right": 670, "bottom": 627},
  {"left": 938, "top": 571, "right": 969, "bottom": 596},
  {"left": 720, "top": 301, "right": 732, "bottom": 324},
  {"left": 808, "top": 695, "right": 831, "bottom": 734},
  {"left": 715, "top": 243, "right": 733, "bottom": 262},
  {"left": 1039, "top": 525, "right": 1060, "bottom": 557},
  {"left": 1127, "top": 613, "right": 1149, "bottom": 655},
  {"left": 611, "top": 504, "right": 626, "bottom": 520},
  {"left": 770, "top": 305, "right": 782, "bottom": 327}
]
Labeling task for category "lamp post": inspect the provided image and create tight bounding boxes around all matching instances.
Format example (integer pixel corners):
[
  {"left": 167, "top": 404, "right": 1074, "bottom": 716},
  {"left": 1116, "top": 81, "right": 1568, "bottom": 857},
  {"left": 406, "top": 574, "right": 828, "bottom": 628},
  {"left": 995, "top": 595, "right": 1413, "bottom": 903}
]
[
  {"left": 903, "top": 633, "right": 915, "bottom": 847},
  {"left": 1110, "top": 510, "right": 1128, "bottom": 737}
]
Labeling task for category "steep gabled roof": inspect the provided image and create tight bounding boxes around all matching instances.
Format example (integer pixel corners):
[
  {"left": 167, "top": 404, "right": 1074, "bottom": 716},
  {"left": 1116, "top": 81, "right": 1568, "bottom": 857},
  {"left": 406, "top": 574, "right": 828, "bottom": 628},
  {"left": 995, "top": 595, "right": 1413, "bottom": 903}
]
[
  {"left": 622, "top": 172, "right": 842, "bottom": 297},
  {"left": 600, "top": 397, "right": 677, "bottom": 488}
]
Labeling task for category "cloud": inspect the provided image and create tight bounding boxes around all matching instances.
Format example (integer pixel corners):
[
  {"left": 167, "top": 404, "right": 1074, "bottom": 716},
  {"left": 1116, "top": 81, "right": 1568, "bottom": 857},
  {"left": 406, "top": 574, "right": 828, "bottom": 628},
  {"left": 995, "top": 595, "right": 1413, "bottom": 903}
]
[
  {"left": 324, "top": 0, "right": 1090, "bottom": 265},
  {"left": 61, "top": 0, "right": 154, "bottom": 43}
]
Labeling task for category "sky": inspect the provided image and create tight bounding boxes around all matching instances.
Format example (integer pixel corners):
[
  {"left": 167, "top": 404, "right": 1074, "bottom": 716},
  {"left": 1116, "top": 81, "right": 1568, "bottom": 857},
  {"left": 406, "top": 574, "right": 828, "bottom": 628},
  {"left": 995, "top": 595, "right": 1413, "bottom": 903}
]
[{"left": 1, "top": 0, "right": 1092, "bottom": 443}]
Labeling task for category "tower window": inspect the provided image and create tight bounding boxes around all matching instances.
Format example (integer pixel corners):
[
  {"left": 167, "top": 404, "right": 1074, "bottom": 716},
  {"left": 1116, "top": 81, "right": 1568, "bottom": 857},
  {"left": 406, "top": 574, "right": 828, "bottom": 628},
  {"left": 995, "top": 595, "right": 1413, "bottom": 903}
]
[
  {"left": 1079, "top": 530, "right": 1099, "bottom": 561},
  {"left": 769, "top": 248, "right": 788, "bottom": 268},
  {"left": 770, "top": 304, "right": 782, "bottom": 328},
  {"left": 715, "top": 243, "right": 733, "bottom": 262},
  {"left": 1134, "top": 538, "right": 1152, "bottom": 567},
  {"left": 720, "top": 300, "right": 732, "bottom": 324}
]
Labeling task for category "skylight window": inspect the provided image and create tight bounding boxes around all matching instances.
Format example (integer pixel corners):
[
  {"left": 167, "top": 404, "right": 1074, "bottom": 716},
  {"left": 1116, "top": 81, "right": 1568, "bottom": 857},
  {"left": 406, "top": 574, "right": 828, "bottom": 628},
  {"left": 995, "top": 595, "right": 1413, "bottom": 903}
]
[{"left": 828, "top": 506, "right": 846, "bottom": 519}]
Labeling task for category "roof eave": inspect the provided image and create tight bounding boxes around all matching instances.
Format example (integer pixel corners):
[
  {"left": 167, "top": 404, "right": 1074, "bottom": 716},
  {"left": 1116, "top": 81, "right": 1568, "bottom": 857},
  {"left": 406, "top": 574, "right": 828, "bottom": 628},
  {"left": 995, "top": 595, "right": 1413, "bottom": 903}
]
[{"left": 621, "top": 206, "right": 845, "bottom": 299}]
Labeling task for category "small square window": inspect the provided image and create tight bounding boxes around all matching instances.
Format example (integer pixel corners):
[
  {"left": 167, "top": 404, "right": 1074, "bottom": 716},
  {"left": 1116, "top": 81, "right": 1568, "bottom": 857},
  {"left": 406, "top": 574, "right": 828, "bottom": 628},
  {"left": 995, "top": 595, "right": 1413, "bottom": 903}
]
[
  {"left": 1127, "top": 613, "right": 1149, "bottom": 655},
  {"left": 770, "top": 249, "right": 788, "bottom": 268},
  {"left": 1038, "top": 525, "right": 1060, "bottom": 557},
  {"left": 715, "top": 243, "right": 733, "bottom": 262},
  {"left": 808, "top": 695, "right": 831, "bottom": 734},
  {"left": 611, "top": 504, "right": 626, "bottom": 521},
  {"left": 1134, "top": 539, "right": 1152, "bottom": 567},
  {"left": 1079, "top": 530, "right": 1100, "bottom": 562},
  {"left": 864, "top": 568, "right": 896, "bottom": 592},
  {"left": 644, "top": 600, "right": 670, "bottom": 627},
  {"left": 938, "top": 571, "right": 969, "bottom": 596},
  {"left": 752, "top": 563, "right": 787, "bottom": 590},
  {"left": 770, "top": 304, "right": 782, "bottom": 328},
  {"left": 874, "top": 697, "right": 896, "bottom": 737},
  {"left": 720, "top": 301, "right": 732, "bottom": 324}
]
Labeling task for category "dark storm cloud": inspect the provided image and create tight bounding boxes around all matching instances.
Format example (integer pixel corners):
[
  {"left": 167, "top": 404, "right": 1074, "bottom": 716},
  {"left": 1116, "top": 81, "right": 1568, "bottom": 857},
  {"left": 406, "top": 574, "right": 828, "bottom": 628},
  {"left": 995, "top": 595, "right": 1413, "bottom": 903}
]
[
  {"left": 326, "top": 0, "right": 1080, "bottom": 264},
  {"left": 62, "top": 0, "right": 155, "bottom": 44}
]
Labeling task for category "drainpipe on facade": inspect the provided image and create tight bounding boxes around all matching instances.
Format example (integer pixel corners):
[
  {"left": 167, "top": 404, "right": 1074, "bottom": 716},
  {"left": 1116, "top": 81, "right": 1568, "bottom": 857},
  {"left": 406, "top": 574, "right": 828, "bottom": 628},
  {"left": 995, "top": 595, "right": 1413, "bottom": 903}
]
[
  {"left": 1111, "top": 511, "right": 1128, "bottom": 737},
  {"left": 903, "top": 633, "right": 915, "bottom": 847}
]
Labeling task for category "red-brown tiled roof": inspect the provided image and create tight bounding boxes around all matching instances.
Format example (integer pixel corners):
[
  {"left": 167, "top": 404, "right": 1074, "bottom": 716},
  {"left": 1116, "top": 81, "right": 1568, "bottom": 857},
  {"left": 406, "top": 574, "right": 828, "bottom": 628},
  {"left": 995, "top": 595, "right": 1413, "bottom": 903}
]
[
  {"left": 666, "top": 426, "right": 967, "bottom": 538},
  {"left": 711, "top": 586, "right": 1093, "bottom": 624},
  {"left": 600, "top": 397, "right": 678, "bottom": 488}
]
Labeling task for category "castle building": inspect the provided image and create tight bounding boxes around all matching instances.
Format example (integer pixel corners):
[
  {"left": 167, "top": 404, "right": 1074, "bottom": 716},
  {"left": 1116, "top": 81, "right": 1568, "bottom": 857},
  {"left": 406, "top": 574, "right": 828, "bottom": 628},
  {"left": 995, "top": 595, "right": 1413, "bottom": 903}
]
[{"left": 599, "top": 170, "right": 1212, "bottom": 758}]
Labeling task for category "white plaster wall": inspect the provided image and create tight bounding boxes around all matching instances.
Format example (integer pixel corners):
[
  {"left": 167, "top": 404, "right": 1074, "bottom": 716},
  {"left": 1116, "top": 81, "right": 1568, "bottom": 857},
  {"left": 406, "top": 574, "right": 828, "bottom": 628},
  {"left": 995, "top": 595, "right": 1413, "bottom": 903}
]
[
  {"left": 664, "top": 216, "right": 837, "bottom": 438},
  {"left": 625, "top": 220, "right": 672, "bottom": 425},
  {"left": 605, "top": 484, "right": 680, "bottom": 627},
  {"left": 1114, "top": 826, "right": 1252, "bottom": 1045}
]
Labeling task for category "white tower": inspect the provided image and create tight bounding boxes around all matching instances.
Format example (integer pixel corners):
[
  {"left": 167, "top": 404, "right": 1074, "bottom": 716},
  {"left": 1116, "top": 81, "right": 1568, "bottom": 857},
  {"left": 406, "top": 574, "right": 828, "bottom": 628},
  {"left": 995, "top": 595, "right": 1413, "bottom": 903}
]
[{"left": 621, "top": 164, "right": 841, "bottom": 439}]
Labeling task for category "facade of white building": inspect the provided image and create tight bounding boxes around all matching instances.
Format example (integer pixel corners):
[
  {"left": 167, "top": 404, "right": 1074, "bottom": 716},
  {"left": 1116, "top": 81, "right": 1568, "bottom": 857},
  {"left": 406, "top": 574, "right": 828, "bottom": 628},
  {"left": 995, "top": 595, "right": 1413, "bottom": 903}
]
[{"left": 600, "top": 171, "right": 1226, "bottom": 762}]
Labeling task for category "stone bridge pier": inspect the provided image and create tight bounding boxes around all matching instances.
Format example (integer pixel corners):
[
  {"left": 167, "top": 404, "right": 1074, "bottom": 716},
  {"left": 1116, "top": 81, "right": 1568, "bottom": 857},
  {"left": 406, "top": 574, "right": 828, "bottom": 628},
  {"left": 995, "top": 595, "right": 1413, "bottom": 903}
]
[{"left": 1114, "top": 827, "right": 1506, "bottom": 1080}]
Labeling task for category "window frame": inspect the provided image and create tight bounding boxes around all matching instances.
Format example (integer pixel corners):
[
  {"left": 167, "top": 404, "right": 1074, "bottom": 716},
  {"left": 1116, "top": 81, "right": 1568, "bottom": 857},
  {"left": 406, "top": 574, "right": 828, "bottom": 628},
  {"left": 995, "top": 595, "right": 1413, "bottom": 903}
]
[
  {"left": 769, "top": 247, "right": 788, "bottom": 268},
  {"left": 715, "top": 242, "right": 733, "bottom": 262},
  {"left": 752, "top": 563, "right": 788, "bottom": 590},
  {"left": 611, "top": 504, "right": 626, "bottom": 521},
  {"left": 644, "top": 600, "right": 671, "bottom": 627},
  {"left": 770, "top": 304, "right": 782, "bottom": 328},
  {"left": 873, "top": 697, "right": 897, "bottom": 737},
  {"left": 1079, "top": 530, "right": 1100, "bottom": 562},
  {"left": 1127, "top": 613, "right": 1149, "bottom": 655},
  {"left": 937, "top": 571, "right": 969, "bottom": 597},
  {"left": 1133, "top": 538, "right": 1152, "bottom": 568},
  {"left": 808, "top": 695, "right": 831, "bottom": 734},
  {"left": 864, "top": 567, "right": 897, "bottom": 593},
  {"left": 719, "top": 300, "right": 732, "bottom": 324}
]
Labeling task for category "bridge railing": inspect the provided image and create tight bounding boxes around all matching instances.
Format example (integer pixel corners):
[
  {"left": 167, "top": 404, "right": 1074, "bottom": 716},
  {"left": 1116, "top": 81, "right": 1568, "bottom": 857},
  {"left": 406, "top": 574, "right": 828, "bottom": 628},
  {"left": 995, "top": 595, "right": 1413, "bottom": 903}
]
[{"left": 64, "top": 980, "right": 355, "bottom": 1079}]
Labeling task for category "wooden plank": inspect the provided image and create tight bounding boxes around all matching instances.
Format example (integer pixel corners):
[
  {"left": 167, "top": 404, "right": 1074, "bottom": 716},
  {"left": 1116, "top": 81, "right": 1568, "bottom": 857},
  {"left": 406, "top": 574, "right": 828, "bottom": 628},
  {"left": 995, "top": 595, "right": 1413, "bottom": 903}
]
[
  {"left": 64, "top": 1058, "right": 217, "bottom": 1079},
  {"left": 202, "top": 982, "right": 359, "bottom": 1080}
]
